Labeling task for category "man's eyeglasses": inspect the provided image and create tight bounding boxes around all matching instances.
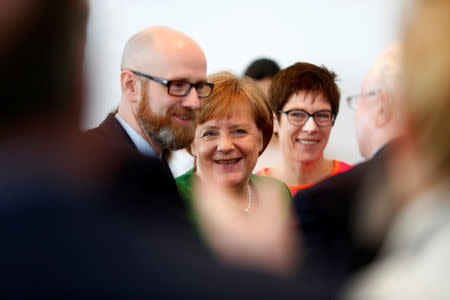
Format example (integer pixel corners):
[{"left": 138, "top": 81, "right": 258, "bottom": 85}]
[
  {"left": 346, "top": 90, "right": 380, "bottom": 110},
  {"left": 278, "top": 109, "right": 335, "bottom": 127},
  {"left": 130, "top": 70, "right": 214, "bottom": 98}
]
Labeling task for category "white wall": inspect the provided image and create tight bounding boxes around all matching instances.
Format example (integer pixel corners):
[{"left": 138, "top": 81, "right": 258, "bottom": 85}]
[{"left": 84, "top": 0, "right": 410, "bottom": 164}]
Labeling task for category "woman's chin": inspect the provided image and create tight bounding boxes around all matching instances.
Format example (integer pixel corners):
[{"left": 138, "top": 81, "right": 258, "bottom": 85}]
[
  {"left": 294, "top": 152, "right": 324, "bottom": 164},
  {"left": 221, "top": 176, "right": 247, "bottom": 189}
]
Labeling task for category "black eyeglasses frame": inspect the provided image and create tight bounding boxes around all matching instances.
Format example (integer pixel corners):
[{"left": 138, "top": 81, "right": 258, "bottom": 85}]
[{"left": 129, "top": 70, "right": 214, "bottom": 98}]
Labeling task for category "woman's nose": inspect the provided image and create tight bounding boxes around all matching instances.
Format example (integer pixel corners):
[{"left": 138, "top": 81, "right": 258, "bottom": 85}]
[
  {"left": 302, "top": 116, "right": 319, "bottom": 133},
  {"left": 217, "top": 134, "right": 234, "bottom": 152}
]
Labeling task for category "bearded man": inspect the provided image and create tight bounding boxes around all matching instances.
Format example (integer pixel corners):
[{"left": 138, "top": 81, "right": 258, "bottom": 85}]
[{"left": 87, "top": 26, "right": 213, "bottom": 159}]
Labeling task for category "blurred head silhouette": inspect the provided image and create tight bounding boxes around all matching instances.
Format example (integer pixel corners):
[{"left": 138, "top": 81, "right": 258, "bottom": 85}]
[
  {"left": 0, "top": 0, "right": 88, "bottom": 136},
  {"left": 244, "top": 58, "right": 280, "bottom": 97},
  {"left": 352, "top": 43, "right": 403, "bottom": 159}
]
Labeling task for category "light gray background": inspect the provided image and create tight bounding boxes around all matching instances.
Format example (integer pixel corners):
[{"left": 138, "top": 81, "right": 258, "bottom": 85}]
[{"left": 84, "top": 0, "right": 411, "bottom": 164}]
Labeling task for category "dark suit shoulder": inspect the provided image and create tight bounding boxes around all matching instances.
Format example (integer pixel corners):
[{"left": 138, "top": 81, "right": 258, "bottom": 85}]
[
  {"left": 293, "top": 159, "right": 377, "bottom": 233},
  {"left": 84, "top": 113, "right": 137, "bottom": 153},
  {"left": 300, "top": 159, "right": 373, "bottom": 197},
  {"left": 297, "top": 142, "right": 394, "bottom": 201}
]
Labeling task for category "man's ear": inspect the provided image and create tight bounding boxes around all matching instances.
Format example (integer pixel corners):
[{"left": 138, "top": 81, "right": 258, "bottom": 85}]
[
  {"left": 375, "top": 91, "right": 392, "bottom": 128},
  {"left": 121, "top": 70, "right": 140, "bottom": 103}
]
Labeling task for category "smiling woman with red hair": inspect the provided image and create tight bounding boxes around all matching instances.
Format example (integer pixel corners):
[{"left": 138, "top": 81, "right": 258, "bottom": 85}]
[{"left": 176, "top": 71, "right": 292, "bottom": 222}]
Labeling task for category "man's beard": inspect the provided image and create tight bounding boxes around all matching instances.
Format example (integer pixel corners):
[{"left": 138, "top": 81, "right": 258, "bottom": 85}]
[{"left": 136, "top": 89, "right": 197, "bottom": 151}]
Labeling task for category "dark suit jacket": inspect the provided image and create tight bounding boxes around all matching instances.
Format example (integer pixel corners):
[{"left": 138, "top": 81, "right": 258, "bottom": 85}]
[
  {"left": 85, "top": 113, "right": 138, "bottom": 154},
  {"left": 84, "top": 113, "right": 186, "bottom": 218},
  {"left": 293, "top": 142, "right": 396, "bottom": 291}
]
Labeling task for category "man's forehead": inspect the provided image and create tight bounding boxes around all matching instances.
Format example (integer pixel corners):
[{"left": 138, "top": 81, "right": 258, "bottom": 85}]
[
  {"left": 154, "top": 53, "right": 207, "bottom": 82},
  {"left": 124, "top": 27, "right": 207, "bottom": 79}
]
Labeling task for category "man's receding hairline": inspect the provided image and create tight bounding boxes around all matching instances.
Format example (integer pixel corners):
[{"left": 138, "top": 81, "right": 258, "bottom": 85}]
[{"left": 120, "top": 26, "right": 204, "bottom": 71}]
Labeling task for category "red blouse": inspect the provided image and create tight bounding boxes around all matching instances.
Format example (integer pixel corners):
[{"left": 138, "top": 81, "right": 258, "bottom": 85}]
[{"left": 256, "top": 160, "right": 353, "bottom": 197}]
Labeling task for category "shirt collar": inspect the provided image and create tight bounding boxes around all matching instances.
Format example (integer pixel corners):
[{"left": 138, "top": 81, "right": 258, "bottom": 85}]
[{"left": 115, "top": 113, "right": 158, "bottom": 158}]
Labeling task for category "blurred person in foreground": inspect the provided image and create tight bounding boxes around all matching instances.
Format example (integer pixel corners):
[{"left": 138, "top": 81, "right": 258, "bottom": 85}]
[
  {"left": 244, "top": 57, "right": 283, "bottom": 172},
  {"left": 293, "top": 43, "right": 404, "bottom": 293},
  {"left": 345, "top": 0, "right": 450, "bottom": 298},
  {"left": 0, "top": 0, "right": 203, "bottom": 295},
  {"left": 256, "top": 62, "right": 353, "bottom": 196}
]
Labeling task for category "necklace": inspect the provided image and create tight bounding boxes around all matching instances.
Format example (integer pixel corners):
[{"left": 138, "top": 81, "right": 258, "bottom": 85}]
[{"left": 244, "top": 184, "right": 252, "bottom": 212}]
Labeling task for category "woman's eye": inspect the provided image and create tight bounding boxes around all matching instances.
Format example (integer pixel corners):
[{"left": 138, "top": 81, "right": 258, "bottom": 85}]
[
  {"left": 233, "top": 129, "right": 247, "bottom": 134},
  {"left": 291, "top": 111, "right": 306, "bottom": 118},
  {"left": 316, "top": 112, "right": 331, "bottom": 119},
  {"left": 202, "top": 131, "right": 216, "bottom": 138}
]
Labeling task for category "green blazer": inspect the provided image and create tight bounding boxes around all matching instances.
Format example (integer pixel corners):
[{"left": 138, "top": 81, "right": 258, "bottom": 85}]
[{"left": 175, "top": 168, "right": 292, "bottom": 224}]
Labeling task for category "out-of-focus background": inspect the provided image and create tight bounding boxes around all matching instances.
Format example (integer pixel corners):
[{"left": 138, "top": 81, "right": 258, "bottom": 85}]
[{"left": 83, "top": 0, "right": 411, "bottom": 164}]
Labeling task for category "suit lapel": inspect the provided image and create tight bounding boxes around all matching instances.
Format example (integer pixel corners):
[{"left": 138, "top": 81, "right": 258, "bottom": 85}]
[{"left": 98, "top": 113, "right": 138, "bottom": 153}]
